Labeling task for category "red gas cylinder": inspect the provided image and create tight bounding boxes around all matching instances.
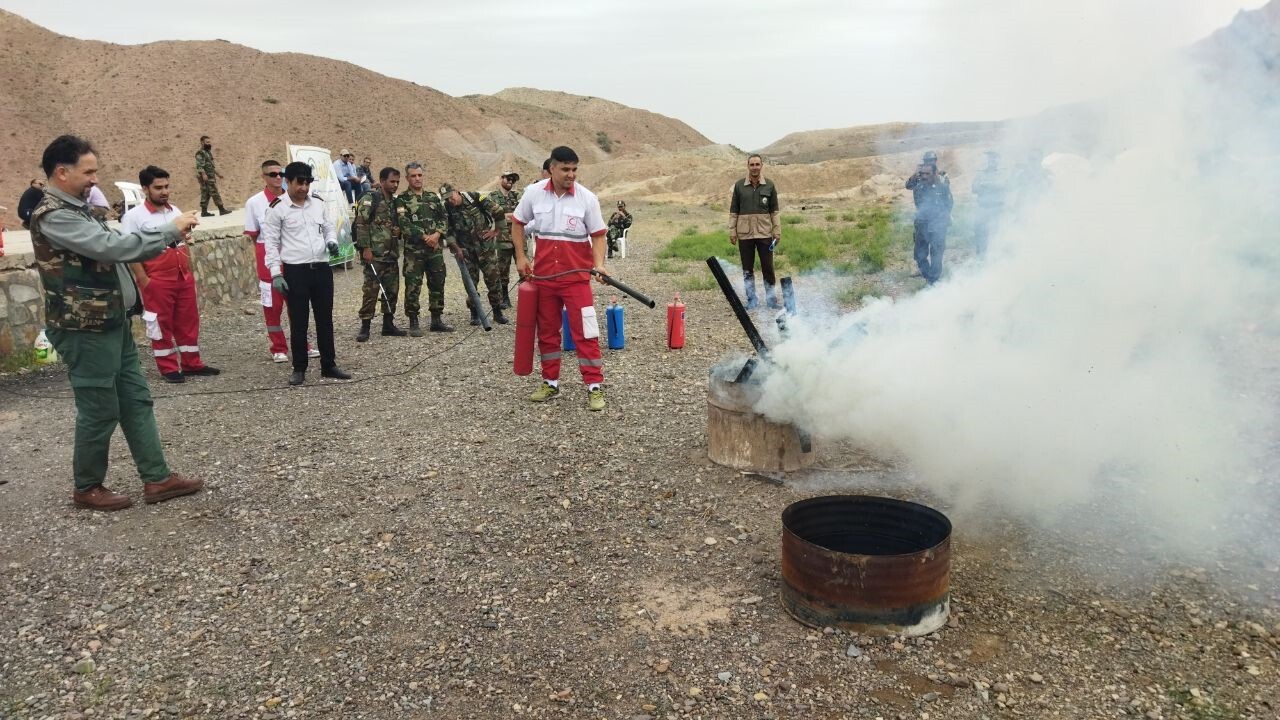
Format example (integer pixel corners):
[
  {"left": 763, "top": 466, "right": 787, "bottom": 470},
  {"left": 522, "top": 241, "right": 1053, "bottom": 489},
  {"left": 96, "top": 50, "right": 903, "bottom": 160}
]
[
  {"left": 666, "top": 293, "right": 686, "bottom": 349},
  {"left": 513, "top": 281, "right": 539, "bottom": 375}
]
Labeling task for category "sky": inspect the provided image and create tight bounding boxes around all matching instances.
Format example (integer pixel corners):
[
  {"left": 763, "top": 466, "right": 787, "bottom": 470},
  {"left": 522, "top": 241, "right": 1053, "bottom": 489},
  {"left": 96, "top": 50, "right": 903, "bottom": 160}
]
[{"left": 0, "top": 0, "right": 1263, "bottom": 149}]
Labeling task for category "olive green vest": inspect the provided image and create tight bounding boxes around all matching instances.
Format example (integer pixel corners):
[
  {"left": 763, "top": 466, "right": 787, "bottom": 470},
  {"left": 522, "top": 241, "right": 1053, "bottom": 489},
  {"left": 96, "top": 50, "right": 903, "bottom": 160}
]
[{"left": 30, "top": 193, "right": 129, "bottom": 332}]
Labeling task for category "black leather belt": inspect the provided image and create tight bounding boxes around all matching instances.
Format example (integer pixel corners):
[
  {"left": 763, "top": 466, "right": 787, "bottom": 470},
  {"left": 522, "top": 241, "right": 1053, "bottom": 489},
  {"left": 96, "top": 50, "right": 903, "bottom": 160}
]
[{"left": 284, "top": 261, "right": 329, "bottom": 269}]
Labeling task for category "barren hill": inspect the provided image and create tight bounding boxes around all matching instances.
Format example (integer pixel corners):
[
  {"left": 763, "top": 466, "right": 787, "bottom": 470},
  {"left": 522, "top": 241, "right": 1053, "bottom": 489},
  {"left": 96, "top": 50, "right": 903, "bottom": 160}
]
[
  {"left": 757, "top": 121, "right": 1002, "bottom": 166},
  {"left": 0, "top": 10, "right": 709, "bottom": 226}
]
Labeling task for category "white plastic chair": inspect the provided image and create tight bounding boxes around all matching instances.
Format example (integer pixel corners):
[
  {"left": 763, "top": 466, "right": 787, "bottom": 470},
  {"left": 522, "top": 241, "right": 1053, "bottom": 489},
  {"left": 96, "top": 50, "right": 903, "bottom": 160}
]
[
  {"left": 616, "top": 228, "right": 628, "bottom": 259},
  {"left": 115, "top": 182, "right": 144, "bottom": 214}
]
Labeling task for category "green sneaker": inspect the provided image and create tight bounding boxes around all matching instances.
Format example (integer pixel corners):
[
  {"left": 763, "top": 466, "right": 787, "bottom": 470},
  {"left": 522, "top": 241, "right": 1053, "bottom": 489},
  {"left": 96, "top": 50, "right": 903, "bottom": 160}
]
[
  {"left": 528, "top": 381, "right": 560, "bottom": 402},
  {"left": 587, "top": 387, "right": 606, "bottom": 411}
]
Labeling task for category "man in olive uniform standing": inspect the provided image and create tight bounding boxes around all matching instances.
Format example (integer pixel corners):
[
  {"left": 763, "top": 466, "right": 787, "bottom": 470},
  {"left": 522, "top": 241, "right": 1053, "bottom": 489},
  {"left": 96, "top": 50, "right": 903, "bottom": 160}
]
[
  {"left": 354, "top": 167, "right": 408, "bottom": 341},
  {"left": 729, "top": 154, "right": 781, "bottom": 309},
  {"left": 486, "top": 171, "right": 521, "bottom": 309},
  {"left": 441, "top": 183, "right": 509, "bottom": 325},
  {"left": 194, "top": 135, "right": 230, "bottom": 217},
  {"left": 398, "top": 162, "right": 455, "bottom": 334},
  {"left": 31, "top": 135, "right": 204, "bottom": 511}
]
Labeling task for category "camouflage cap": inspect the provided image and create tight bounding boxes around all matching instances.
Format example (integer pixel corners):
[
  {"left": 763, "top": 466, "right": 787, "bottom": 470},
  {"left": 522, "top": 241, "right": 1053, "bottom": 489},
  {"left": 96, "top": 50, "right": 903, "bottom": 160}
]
[
  {"left": 922, "top": 150, "right": 939, "bottom": 163},
  {"left": 438, "top": 182, "right": 455, "bottom": 196},
  {"left": 617, "top": 201, "right": 626, "bottom": 208},
  {"left": 501, "top": 170, "right": 520, "bottom": 181}
]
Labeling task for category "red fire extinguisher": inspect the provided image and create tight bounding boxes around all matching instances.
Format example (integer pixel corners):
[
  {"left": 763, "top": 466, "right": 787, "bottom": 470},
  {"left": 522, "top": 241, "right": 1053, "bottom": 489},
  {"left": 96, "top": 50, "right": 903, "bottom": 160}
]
[
  {"left": 666, "top": 293, "right": 685, "bottom": 349},
  {"left": 513, "top": 281, "right": 539, "bottom": 375}
]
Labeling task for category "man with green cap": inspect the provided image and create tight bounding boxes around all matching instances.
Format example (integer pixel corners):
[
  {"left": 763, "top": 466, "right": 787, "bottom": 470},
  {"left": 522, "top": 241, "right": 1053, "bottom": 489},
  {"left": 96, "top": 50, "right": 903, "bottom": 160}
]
[
  {"left": 30, "top": 135, "right": 204, "bottom": 510},
  {"left": 486, "top": 170, "right": 521, "bottom": 309}
]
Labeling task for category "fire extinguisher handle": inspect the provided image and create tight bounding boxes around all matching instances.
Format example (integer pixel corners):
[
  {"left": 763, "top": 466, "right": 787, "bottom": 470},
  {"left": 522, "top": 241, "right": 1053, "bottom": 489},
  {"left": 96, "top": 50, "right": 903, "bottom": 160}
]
[{"left": 592, "top": 271, "right": 656, "bottom": 308}]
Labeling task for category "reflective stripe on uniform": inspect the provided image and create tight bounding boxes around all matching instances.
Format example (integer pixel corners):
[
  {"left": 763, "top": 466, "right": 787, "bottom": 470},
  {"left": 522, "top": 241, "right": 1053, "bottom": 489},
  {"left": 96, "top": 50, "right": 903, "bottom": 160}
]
[
  {"left": 541, "top": 351, "right": 562, "bottom": 361},
  {"left": 178, "top": 345, "right": 199, "bottom": 353},
  {"left": 153, "top": 348, "right": 176, "bottom": 357},
  {"left": 266, "top": 325, "right": 283, "bottom": 332},
  {"left": 578, "top": 357, "right": 603, "bottom": 367}
]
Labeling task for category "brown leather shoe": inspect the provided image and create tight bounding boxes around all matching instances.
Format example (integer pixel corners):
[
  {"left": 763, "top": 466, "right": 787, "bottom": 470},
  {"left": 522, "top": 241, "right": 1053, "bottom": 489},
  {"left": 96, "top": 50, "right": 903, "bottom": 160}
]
[
  {"left": 72, "top": 486, "right": 134, "bottom": 511},
  {"left": 143, "top": 473, "right": 204, "bottom": 504}
]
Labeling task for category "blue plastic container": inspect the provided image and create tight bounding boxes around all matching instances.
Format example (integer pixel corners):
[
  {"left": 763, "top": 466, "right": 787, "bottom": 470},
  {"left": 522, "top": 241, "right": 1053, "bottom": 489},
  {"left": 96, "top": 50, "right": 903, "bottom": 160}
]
[
  {"left": 562, "top": 308, "right": 576, "bottom": 351},
  {"left": 606, "top": 300, "right": 625, "bottom": 350}
]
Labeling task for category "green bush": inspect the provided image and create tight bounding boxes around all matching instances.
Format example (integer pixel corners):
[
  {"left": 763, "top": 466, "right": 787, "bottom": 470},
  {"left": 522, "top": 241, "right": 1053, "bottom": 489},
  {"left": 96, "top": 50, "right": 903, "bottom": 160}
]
[
  {"left": 824, "top": 212, "right": 838, "bottom": 222},
  {"left": 841, "top": 211, "right": 856, "bottom": 222},
  {"left": 679, "top": 274, "right": 718, "bottom": 292},
  {"left": 650, "top": 259, "right": 684, "bottom": 274},
  {"left": 775, "top": 227, "right": 830, "bottom": 272},
  {"left": 659, "top": 230, "right": 729, "bottom": 261},
  {"left": 781, "top": 214, "right": 805, "bottom": 225}
]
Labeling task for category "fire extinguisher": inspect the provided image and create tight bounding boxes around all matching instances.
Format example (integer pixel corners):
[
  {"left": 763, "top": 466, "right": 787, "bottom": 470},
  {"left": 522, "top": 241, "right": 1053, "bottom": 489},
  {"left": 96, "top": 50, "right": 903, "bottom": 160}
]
[
  {"left": 513, "top": 281, "right": 539, "bottom": 376},
  {"left": 666, "top": 293, "right": 685, "bottom": 349}
]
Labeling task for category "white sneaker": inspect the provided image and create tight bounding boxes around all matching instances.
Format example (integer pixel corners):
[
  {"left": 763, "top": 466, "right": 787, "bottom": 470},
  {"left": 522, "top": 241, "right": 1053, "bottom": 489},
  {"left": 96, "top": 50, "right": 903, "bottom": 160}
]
[
  {"left": 272, "top": 352, "right": 288, "bottom": 363},
  {"left": 307, "top": 347, "right": 320, "bottom": 358}
]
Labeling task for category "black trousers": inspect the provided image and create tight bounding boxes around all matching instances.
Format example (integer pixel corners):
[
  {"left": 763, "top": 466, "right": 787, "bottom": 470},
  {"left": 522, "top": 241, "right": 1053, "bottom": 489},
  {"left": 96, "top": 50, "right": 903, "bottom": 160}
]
[
  {"left": 282, "top": 263, "right": 337, "bottom": 372},
  {"left": 738, "top": 238, "right": 776, "bottom": 286}
]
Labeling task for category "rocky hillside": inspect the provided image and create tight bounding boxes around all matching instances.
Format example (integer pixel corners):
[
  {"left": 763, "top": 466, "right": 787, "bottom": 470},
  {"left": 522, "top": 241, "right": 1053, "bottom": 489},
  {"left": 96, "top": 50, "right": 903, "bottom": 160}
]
[{"left": 0, "top": 10, "right": 709, "bottom": 224}]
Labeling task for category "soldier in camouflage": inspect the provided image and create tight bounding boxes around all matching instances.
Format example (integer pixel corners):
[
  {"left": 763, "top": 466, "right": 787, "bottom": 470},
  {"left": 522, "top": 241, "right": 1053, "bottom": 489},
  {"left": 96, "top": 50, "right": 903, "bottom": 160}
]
[
  {"left": 195, "top": 135, "right": 230, "bottom": 217},
  {"left": 31, "top": 135, "right": 204, "bottom": 511},
  {"left": 440, "top": 183, "right": 509, "bottom": 325},
  {"left": 353, "top": 167, "right": 408, "bottom": 341},
  {"left": 397, "top": 162, "right": 455, "bottom": 334},
  {"left": 486, "top": 171, "right": 521, "bottom": 309}
]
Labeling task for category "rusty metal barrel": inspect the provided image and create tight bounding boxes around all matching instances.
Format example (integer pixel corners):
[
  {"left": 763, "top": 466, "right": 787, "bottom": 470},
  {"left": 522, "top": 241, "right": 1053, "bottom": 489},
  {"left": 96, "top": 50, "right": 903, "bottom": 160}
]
[{"left": 781, "top": 495, "right": 951, "bottom": 637}]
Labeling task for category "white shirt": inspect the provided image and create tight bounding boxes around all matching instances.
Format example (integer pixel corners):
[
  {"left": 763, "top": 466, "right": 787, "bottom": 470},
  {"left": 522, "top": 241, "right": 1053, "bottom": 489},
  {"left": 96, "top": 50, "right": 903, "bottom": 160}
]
[
  {"left": 262, "top": 193, "right": 336, "bottom": 275},
  {"left": 87, "top": 185, "right": 109, "bottom": 208},
  {"left": 243, "top": 187, "right": 285, "bottom": 242},
  {"left": 120, "top": 201, "right": 182, "bottom": 235},
  {"left": 512, "top": 179, "right": 607, "bottom": 242}
]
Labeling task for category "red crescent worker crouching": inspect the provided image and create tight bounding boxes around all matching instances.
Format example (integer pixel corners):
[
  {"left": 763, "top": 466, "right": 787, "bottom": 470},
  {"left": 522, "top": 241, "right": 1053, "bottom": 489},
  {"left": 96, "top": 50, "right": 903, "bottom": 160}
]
[
  {"left": 120, "top": 165, "right": 219, "bottom": 383},
  {"left": 510, "top": 145, "right": 609, "bottom": 412}
]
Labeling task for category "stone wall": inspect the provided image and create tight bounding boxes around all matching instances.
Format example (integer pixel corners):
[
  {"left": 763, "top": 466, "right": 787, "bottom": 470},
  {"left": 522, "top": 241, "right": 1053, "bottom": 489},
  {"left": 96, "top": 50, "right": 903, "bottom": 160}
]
[{"left": 0, "top": 226, "right": 256, "bottom": 360}]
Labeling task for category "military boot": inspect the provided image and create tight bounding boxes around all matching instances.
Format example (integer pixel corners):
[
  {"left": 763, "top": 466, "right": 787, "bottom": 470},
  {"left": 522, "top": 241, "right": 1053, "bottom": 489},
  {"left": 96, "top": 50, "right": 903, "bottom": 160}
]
[
  {"left": 493, "top": 306, "right": 510, "bottom": 325},
  {"left": 356, "top": 319, "right": 371, "bottom": 342},
  {"left": 501, "top": 286, "right": 511, "bottom": 309},
  {"left": 469, "top": 304, "right": 482, "bottom": 326},
  {"left": 382, "top": 314, "right": 408, "bottom": 337},
  {"left": 408, "top": 315, "right": 423, "bottom": 337},
  {"left": 743, "top": 280, "right": 759, "bottom": 310},
  {"left": 429, "top": 312, "right": 455, "bottom": 333}
]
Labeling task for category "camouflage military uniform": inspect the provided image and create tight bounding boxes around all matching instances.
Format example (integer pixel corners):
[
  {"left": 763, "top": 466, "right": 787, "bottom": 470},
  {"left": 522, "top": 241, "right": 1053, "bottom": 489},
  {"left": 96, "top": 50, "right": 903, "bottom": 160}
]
[
  {"left": 487, "top": 187, "right": 520, "bottom": 306},
  {"left": 353, "top": 190, "right": 402, "bottom": 319},
  {"left": 397, "top": 188, "right": 450, "bottom": 318},
  {"left": 444, "top": 190, "right": 507, "bottom": 313},
  {"left": 194, "top": 148, "right": 226, "bottom": 214},
  {"left": 30, "top": 187, "right": 176, "bottom": 492}
]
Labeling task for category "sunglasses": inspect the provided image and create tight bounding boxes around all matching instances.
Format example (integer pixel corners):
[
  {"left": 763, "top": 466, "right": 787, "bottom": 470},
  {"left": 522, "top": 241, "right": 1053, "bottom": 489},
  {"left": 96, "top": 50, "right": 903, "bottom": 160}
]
[
  {"left": 263, "top": 171, "right": 284, "bottom": 178},
  {"left": 291, "top": 178, "right": 315, "bottom": 185}
]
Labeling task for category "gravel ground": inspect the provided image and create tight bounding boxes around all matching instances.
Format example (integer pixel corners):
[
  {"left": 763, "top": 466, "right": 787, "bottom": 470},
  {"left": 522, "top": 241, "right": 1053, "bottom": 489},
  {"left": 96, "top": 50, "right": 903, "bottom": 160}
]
[{"left": 1, "top": 204, "right": 1277, "bottom": 720}]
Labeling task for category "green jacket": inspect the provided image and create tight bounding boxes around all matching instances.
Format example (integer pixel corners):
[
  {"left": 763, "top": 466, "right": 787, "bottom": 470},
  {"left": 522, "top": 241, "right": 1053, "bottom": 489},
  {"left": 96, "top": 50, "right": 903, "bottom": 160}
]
[
  {"left": 195, "top": 148, "right": 216, "bottom": 179},
  {"left": 486, "top": 188, "right": 520, "bottom": 247},
  {"left": 397, "top": 189, "right": 449, "bottom": 254},
  {"left": 729, "top": 177, "right": 780, "bottom": 240},
  {"left": 30, "top": 187, "right": 174, "bottom": 332},
  {"left": 445, "top": 191, "right": 507, "bottom": 247},
  {"left": 353, "top": 190, "right": 402, "bottom": 260}
]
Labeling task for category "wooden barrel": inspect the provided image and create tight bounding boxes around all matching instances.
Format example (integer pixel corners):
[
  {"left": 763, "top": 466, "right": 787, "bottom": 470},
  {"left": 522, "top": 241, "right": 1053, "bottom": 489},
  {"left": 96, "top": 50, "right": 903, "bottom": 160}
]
[{"left": 707, "top": 371, "right": 815, "bottom": 472}]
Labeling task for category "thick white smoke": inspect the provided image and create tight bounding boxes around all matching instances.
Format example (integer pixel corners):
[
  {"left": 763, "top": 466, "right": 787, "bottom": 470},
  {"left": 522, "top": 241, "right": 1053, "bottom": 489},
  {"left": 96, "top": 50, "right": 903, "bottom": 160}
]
[{"left": 754, "top": 44, "right": 1280, "bottom": 562}]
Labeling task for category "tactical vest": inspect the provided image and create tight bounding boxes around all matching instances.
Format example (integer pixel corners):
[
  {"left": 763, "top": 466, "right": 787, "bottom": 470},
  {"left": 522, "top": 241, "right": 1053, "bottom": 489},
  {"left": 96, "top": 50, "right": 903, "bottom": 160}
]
[{"left": 30, "top": 193, "right": 130, "bottom": 332}]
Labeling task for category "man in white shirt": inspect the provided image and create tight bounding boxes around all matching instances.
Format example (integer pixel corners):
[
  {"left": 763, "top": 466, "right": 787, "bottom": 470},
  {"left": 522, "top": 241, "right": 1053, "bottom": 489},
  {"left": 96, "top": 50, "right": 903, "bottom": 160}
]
[
  {"left": 262, "top": 162, "right": 352, "bottom": 386},
  {"left": 332, "top": 149, "right": 360, "bottom": 205},
  {"left": 511, "top": 146, "right": 610, "bottom": 411},
  {"left": 120, "top": 165, "right": 219, "bottom": 383},
  {"left": 86, "top": 184, "right": 110, "bottom": 220},
  {"left": 245, "top": 159, "right": 317, "bottom": 363}
]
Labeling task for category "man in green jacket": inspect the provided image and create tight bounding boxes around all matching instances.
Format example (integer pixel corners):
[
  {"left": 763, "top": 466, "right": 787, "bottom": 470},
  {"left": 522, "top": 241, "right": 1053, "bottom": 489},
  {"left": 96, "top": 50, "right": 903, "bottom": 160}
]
[
  {"left": 729, "top": 154, "right": 781, "bottom": 309},
  {"left": 31, "top": 135, "right": 204, "bottom": 511}
]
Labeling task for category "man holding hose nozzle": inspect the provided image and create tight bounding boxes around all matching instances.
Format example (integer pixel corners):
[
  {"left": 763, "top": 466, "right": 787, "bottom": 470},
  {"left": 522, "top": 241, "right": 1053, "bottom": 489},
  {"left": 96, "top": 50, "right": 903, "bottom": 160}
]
[{"left": 511, "top": 145, "right": 610, "bottom": 411}]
